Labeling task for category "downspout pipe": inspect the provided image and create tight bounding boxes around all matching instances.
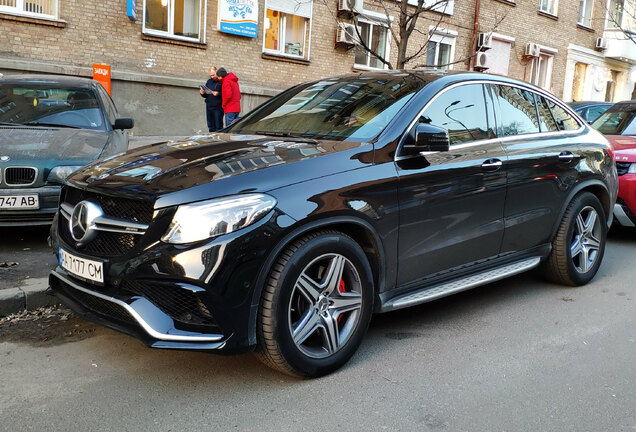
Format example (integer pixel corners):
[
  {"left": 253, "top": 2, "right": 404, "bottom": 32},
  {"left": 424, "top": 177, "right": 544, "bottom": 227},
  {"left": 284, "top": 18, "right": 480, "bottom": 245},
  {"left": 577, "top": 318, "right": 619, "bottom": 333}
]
[{"left": 469, "top": 0, "right": 481, "bottom": 70}]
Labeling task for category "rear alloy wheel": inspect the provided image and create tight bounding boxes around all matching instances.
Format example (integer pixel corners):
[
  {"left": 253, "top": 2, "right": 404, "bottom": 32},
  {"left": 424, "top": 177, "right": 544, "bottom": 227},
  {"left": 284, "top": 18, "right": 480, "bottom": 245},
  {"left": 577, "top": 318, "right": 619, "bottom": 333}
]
[
  {"left": 543, "top": 192, "right": 607, "bottom": 286},
  {"left": 256, "top": 231, "right": 373, "bottom": 377}
]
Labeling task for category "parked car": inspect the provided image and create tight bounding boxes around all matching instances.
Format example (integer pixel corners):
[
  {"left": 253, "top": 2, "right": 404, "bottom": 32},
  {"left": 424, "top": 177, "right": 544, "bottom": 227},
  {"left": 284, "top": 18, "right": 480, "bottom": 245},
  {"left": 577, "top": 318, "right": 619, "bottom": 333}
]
[
  {"left": 569, "top": 101, "right": 614, "bottom": 123},
  {"left": 591, "top": 100, "right": 636, "bottom": 227},
  {"left": 0, "top": 74, "right": 133, "bottom": 226},
  {"left": 49, "top": 71, "right": 617, "bottom": 377}
]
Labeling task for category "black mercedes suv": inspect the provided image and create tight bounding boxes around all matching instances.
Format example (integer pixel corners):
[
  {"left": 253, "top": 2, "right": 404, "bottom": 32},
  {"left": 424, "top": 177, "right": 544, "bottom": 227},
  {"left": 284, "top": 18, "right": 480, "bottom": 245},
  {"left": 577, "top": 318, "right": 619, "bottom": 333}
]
[{"left": 49, "top": 71, "right": 617, "bottom": 377}]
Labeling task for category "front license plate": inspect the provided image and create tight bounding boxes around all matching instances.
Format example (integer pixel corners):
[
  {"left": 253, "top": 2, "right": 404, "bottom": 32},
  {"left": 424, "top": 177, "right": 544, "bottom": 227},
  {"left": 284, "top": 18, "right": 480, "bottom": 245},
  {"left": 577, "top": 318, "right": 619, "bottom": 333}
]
[
  {"left": 0, "top": 194, "right": 39, "bottom": 210},
  {"left": 59, "top": 248, "right": 104, "bottom": 284}
]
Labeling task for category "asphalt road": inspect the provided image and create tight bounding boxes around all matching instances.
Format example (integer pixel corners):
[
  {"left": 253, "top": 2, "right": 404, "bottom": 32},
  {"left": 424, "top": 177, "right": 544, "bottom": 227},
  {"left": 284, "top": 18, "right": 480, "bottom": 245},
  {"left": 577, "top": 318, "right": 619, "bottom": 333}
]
[{"left": 0, "top": 229, "right": 634, "bottom": 431}]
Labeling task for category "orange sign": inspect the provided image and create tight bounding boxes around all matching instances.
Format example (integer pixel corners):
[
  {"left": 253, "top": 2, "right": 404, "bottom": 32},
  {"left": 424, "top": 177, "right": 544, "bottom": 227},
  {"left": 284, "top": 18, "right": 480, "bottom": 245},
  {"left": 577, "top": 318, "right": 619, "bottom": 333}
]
[{"left": 92, "top": 64, "right": 111, "bottom": 95}]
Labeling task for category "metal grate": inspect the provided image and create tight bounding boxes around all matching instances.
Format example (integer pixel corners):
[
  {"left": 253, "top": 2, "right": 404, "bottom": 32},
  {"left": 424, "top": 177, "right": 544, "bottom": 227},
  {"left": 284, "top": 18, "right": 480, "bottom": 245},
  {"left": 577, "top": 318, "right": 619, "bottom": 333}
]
[
  {"left": 616, "top": 162, "right": 631, "bottom": 176},
  {"left": 59, "top": 221, "right": 137, "bottom": 257},
  {"left": 122, "top": 280, "right": 220, "bottom": 330},
  {"left": 4, "top": 167, "right": 37, "bottom": 185}
]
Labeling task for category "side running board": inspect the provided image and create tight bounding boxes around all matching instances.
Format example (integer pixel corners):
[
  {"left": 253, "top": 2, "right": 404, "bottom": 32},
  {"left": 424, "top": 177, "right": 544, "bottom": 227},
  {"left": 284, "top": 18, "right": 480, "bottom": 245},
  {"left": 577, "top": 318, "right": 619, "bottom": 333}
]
[{"left": 383, "top": 257, "right": 541, "bottom": 312}]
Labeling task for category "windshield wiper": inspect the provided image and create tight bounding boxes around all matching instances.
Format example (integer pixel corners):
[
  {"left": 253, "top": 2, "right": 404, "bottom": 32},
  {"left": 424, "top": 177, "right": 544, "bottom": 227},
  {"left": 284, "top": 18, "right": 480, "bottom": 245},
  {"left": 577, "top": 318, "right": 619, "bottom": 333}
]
[
  {"left": 0, "top": 122, "right": 22, "bottom": 126},
  {"left": 23, "top": 122, "right": 80, "bottom": 129}
]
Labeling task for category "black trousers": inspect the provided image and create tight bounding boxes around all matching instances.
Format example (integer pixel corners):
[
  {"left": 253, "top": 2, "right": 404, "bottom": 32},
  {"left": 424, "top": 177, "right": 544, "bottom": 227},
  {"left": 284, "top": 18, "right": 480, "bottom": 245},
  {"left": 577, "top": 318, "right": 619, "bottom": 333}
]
[{"left": 206, "top": 107, "right": 224, "bottom": 132}]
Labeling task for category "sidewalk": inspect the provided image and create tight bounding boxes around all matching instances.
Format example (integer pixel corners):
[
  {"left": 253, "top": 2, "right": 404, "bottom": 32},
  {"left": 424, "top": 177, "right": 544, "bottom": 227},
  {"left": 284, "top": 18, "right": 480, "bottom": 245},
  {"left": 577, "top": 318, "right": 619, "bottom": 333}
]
[{"left": 0, "top": 135, "right": 189, "bottom": 316}]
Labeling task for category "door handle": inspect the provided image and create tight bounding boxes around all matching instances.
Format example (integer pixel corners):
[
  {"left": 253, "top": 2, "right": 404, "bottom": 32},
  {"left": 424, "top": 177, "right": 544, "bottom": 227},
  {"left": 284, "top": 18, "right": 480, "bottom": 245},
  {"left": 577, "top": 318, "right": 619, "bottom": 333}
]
[
  {"left": 482, "top": 159, "right": 503, "bottom": 171},
  {"left": 558, "top": 151, "right": 574, "bottom": 163}
]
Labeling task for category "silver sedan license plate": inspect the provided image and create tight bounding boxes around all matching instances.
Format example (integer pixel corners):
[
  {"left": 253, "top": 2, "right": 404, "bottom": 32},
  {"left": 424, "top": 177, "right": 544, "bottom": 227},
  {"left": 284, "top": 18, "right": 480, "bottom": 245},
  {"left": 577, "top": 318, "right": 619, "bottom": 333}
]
[
  {"left": 59, "top": 248, "right": 104, "bottom": 284},
  {"left": 0, "top": 194, "right": 39, "bottom": 210}
]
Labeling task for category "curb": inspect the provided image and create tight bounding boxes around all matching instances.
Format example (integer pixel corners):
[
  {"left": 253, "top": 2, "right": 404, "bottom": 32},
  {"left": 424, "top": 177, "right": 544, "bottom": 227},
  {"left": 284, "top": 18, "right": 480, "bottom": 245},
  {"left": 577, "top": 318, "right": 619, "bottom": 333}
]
[{"left": 0, "top": 278, "right": 59, "bottom": 317}]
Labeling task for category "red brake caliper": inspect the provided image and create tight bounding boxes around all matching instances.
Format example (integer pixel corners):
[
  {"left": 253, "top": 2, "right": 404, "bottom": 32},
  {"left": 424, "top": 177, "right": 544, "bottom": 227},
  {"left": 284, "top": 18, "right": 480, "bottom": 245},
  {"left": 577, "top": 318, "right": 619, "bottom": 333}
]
[{"left": 337, "top": 279, "right": 345, "bottom": 324}]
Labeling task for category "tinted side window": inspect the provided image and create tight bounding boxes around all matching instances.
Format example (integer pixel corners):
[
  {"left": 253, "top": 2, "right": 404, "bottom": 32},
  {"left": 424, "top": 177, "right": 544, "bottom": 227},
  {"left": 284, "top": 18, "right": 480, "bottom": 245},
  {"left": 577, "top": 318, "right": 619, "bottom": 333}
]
[
  {"left": 422, "top": 84, "right": 490, "bottom": 145},
  {"left": 546, "top": 99, "right": 580, "bottom": 131},
  {"left": 536, "top": 95, "right": 559, "bottom": 132},
  {"left": 491, "top": 85, "right": 539, "bottom": 136}
]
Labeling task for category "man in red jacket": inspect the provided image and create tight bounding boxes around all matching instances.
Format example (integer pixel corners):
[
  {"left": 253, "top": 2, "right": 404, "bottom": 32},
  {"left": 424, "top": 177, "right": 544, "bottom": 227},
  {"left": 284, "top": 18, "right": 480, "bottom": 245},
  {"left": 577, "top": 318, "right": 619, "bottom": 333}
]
[{"left": 216, "top": 68, "right": 241, "bottom": 126}]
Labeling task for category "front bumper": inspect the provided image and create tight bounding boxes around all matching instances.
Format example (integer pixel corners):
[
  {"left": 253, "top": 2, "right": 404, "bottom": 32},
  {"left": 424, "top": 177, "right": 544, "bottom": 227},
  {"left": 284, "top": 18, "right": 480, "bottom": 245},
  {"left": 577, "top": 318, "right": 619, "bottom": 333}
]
[
  {"left": 49, "top": 207, "right": 286, "bottom": 353},
  {"left": 614, "top": 173, "right": 636, "bottom": 227},
  {"left": 0, "top": 185, "right": 60, "bottom": 226},
  {"left": 50, "top": 270, "right": 226, "bottom": 349}
]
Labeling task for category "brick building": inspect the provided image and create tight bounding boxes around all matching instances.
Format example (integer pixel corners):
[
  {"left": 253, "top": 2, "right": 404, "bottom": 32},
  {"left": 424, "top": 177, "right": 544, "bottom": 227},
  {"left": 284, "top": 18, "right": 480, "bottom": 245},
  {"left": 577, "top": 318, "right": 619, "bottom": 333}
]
[{"left": 1, "top": 0, "right": 634, "bottom": 135}]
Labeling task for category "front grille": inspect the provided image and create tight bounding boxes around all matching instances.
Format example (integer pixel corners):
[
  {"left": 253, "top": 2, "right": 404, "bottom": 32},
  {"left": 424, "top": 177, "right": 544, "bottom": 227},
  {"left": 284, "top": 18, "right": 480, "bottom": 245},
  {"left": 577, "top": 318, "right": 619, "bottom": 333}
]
[
  {"left": 122, "top": 280, "right": 220, "bottom": 330},
  {"left": 616, "top": 162, "right": 631, "bottom": 176},
  {"left": 53, "top": 277, "right": 135, "bottom": 325},
  {"left": 63, "top": 187, "right": 154, "bottom": 224},
  {"left": 4, "top": 167, "right": 37, "bottom": 185},
  {"left": 59, "top": 186, "right": 155, "bottom": 256}
]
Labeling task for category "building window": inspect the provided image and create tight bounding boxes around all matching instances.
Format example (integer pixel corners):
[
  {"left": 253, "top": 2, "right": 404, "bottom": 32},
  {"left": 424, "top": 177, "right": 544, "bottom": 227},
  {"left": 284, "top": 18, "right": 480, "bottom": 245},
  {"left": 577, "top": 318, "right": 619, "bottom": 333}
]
[
  {"left": 263, "top": 0, "right": 312, "bottom": 59},
  {"left": 578, "top": 0, "right": 594, "bottom": 27},
  {"left": 144, "top": 0, "right": 204, "bottom": 42},
  {"left": 530, "top": 51, "right": 554, "bottom": 90},
  {"left": 0, "top": 0, "right": 58, "bottom": 19},
  {"left": 607, "top": 0, "right": 636, "bottom": 31},
  {"left": 538, "top": 0, "right": 558, "bottom": 16},
  {"left": 426, "top": 28, "right": 457, "bottom": 71},
  {"left": 484, "top": 35, "right": 513, "bottom": 76},
  {"left": 354, "top": 20, "right": 390, "bottom": 69}
]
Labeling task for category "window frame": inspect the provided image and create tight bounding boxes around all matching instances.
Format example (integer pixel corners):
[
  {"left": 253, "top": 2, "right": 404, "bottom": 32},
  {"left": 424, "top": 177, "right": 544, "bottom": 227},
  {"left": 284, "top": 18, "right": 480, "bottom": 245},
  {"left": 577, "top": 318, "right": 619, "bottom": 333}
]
[
  {"left": 426, "top": 27, "right": 457, "bottom": 71},
  {"left": 578, "top": 0, "right": 595, "bottom": 27},
  {"left": 142, "top": 0, "right": 207, "bottom": 43},
  {"left": 353, "top": 13, "right": 392, "bottom": 70},
  {"left": 538, "top": 0, "right": 559, "bottom": 16},
  {"left": 262, "top": 1, "right": 313, "bottom": 60},
  {"left": 605, "top": 0, "right": 636, "bottom": 31},
  {"left": 529, "top": 46, "right": 556, "bottom": 91},
  {"left": 0, "top": 0, "right": 59, "bottom": 19}
]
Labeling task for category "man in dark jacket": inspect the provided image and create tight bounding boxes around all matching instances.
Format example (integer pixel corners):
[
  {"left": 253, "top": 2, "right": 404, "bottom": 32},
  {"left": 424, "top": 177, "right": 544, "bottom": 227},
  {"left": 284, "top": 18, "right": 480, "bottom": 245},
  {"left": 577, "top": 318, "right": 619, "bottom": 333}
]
[
  {"left": 216, "top": 68, "right": 241, "bottom": 126},
  {"left": 200, "top": 66, "right": 223, "bottom": 132}
]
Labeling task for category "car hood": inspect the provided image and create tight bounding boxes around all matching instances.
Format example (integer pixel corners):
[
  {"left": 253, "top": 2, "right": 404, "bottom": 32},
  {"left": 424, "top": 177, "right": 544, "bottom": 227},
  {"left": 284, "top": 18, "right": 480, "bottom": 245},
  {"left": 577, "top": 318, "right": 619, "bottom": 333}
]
[
  {"left": 67, "top": 133, "right": 373, "bottom": 208},
  {"left": 0, "top": 126, "right": 109, "bottom": 164},
  {"left": 608, "top": 134, "right": 636, "bottom": 163}
]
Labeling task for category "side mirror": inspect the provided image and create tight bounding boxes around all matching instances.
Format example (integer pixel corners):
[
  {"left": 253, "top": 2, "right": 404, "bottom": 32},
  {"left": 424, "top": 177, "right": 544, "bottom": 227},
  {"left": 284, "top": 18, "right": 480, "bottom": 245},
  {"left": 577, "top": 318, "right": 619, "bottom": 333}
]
[
  {"left": 415, "top": 123, "right": 450, "bottom": 152},
  {"left": 113, "top": 117, "right": 134, "bottom": 130}
]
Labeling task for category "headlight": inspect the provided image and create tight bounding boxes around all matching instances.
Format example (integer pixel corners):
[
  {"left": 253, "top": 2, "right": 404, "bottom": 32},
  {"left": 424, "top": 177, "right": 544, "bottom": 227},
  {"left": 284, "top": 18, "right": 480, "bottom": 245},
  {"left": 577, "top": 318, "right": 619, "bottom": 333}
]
[
  {"left": 47, "top": 165, "right": 83, "bottom": 184},
  {"left": 161, "top": 194, "right": 277, "bottom": 244},
  {"left": 628, "top": 163, "right": 636, "bottom": 174}
]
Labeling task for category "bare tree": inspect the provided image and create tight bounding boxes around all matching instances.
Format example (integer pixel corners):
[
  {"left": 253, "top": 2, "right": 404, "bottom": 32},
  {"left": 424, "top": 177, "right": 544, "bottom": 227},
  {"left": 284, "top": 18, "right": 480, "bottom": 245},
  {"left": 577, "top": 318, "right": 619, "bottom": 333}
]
[{"left": 323, "top": 0, "right": 506, "bottom": 70}]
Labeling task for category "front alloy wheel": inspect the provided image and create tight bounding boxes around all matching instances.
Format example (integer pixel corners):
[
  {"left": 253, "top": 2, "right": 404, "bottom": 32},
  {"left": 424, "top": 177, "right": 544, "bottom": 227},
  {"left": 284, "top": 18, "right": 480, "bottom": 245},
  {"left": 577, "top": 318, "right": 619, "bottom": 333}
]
[{"left": 256, "top": 231, "right": 374, "bottom": 377}]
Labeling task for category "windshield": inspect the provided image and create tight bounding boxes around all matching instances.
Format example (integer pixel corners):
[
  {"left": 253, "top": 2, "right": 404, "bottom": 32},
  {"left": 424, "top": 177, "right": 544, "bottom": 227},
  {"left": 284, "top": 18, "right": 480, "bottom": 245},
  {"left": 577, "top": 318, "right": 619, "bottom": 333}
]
[
  {"left": 0, "top": 84, "right": 106, "bottom": 130},
  {"left": 227, "top": 75, "right": 425, "bottom": 141},
  {"left": 591, "top": 102, "right": 636, "bottom": 135}
]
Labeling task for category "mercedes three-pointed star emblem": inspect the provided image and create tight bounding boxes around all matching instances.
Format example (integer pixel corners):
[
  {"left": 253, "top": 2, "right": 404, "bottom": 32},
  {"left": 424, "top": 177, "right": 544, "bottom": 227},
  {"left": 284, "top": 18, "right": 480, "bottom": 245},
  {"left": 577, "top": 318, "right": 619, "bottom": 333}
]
[{"left": 69, "top": 201, "right": 103, "bottom": 244}]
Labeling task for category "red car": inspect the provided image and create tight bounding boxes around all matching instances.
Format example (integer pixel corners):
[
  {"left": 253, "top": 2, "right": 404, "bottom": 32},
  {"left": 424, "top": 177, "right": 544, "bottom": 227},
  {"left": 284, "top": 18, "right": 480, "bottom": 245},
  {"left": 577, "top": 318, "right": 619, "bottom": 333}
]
[{"left": 592, "top": 101, "right": 636, "bottom": 227}]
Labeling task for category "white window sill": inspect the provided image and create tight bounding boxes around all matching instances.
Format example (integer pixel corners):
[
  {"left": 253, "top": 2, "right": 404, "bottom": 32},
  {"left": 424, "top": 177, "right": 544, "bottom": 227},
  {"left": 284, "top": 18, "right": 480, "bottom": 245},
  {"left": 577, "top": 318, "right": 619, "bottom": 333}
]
[
  {"left": 352, "top": 64, "right": 388, "bottom": 72},
  {"left": 142, "top": 30, "right": 203, "bottom": 44},
  {"left": 0, "top": 9, "right": 62, "bottom": 23},
  {"left": 262, "top": 50, "right": 308, "bottom": 61}
]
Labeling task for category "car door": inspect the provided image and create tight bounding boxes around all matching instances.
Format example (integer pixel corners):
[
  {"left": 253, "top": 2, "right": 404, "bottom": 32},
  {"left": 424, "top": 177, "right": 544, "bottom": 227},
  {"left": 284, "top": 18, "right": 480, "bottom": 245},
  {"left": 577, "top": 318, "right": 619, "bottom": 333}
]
[
  {"left": 395, "top": 83, "right": 508, "bottom": 288},
  {"left": 489, "top": 84, "right": 583, "bottom": 253}
]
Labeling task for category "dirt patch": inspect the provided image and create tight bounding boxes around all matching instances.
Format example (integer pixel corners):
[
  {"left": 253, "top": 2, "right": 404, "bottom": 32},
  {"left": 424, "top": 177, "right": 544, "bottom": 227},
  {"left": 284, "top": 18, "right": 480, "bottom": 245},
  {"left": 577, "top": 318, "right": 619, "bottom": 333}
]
[{"left": 0, "top": 306, "right": 99, "bottom": 347}]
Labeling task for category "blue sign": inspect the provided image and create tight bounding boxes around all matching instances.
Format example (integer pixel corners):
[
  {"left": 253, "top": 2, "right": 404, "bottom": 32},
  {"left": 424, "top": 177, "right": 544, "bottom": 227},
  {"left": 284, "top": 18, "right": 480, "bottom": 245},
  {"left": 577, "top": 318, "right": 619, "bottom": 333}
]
[
  {"left": 127, "top": 0, "right": 136, "bottom": 21},
  {"left": 218, "top": 0, "right": 258, "bottom": 38}
]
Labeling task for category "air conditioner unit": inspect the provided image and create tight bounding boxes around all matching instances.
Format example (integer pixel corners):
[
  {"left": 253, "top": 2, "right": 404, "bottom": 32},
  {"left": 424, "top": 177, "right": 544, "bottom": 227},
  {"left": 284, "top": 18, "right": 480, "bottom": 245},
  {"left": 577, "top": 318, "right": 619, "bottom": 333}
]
[
  {"left": 524, "top": 43, "right": 541, "bottom": 58},
  {"left": 595, "top": 37, "right": 608, "bottom": 50},
  {"left": 336, "top": 24, "right": 359, "bottom": 45},
  {"left": 477, "top": 33, "right": 493, "bottom": 50},
  {"left": 474, "top": 52, "right": 492, "bottom": 71},
  {"left": 338, "top": 0, "right": 363, "bottom": 13}
]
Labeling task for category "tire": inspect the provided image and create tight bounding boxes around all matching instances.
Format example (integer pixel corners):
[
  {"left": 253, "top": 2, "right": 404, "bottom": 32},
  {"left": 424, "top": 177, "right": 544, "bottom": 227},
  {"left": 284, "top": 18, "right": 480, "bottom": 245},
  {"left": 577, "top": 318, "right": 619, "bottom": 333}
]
[
  {"left": 542, "top": 192, "right": 607, "bottom": 286},
  {"left": 256, "top": 231, "right": 374, "bottom": 378}
]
